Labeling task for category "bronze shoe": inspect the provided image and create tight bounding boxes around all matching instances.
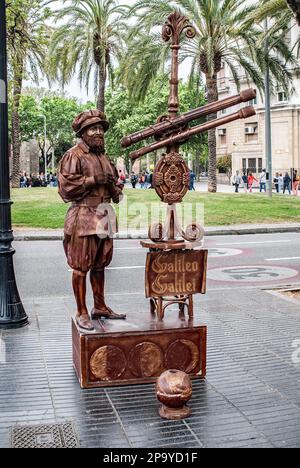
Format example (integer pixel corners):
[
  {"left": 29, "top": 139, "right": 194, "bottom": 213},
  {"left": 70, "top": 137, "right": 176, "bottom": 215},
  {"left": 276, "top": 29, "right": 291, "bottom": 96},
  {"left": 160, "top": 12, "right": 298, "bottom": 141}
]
[
  {"left": 91, "top": 307, "right": 126, "bottom": 320},
  {"left": 76, "top": 314, "right": 94, "bottom": 331}
]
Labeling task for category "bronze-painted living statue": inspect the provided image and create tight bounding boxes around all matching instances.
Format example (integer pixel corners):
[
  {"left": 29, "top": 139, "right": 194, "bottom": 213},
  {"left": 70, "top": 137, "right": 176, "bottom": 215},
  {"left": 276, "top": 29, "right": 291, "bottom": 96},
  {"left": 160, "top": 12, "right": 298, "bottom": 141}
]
[{"left": 58, "top": 110, "right": 126, "bottom": 331}]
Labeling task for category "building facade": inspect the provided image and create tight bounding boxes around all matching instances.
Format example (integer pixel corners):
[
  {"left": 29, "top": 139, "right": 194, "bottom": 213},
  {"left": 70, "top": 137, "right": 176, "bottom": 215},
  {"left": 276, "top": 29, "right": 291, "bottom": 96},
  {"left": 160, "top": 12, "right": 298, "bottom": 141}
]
[
  {"left": 19, "top": 140, "right": 40, "bottom": 175},
  {"left": 9, "top": 139, "right": 40, "bottom": 177},
  {"left": 216, "top": 23, "right": 300, "bottom": 178}
]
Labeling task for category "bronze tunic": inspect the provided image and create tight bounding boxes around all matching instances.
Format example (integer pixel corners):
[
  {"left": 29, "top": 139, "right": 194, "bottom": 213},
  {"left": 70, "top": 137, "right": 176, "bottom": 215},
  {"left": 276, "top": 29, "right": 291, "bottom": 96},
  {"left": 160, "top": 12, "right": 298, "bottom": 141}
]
[{"left": 58, "top": 140, "right": 118, "bottom": 272}]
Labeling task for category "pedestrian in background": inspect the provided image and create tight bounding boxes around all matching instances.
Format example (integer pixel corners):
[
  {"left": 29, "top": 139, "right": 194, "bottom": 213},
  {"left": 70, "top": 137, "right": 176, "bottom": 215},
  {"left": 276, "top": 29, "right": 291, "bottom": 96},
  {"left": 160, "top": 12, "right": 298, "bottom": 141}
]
[
  {"left": 20, "top": 172, "right": 27, "bottom": 188},
  {"left": 292, "top": 170, "right": 300, "bottom": 196},
  {"left": 274, "top": 172, "right": 279, "bottom": 193},
  {"left": 278, "top": 173, "right": 284, "bottom": 193},
  {"left": 145, "top": 171, "right": 152, "bottom": 189},
  {"left": 233, "top": 170, "right": 242, "bottom": 193},
  {"left": 259, "top": 169, "right": 267, "bottom": 193},
  {"left": 248, "top": 172, "right": 258, "bottom": 193},
  {"left": 189, "top": 169, "right": 196, "bottom": 191},
  {"left": 148, "top": 171, "right": 154, "bottom": 189},
  {"left": 118, "top": 170, "right": 126, "bottom": 186},
  {"left": 130, "top": 172, "right": 138, "bottom": 188},
  {"left": 283, "top": 172, "right": 291, "bottom": 195},
  {"left": 242, "top": 172, "right": 248, "bottom": 193},
  {"left": 140, "top": 172, "right": 146, "bottom": 189}
]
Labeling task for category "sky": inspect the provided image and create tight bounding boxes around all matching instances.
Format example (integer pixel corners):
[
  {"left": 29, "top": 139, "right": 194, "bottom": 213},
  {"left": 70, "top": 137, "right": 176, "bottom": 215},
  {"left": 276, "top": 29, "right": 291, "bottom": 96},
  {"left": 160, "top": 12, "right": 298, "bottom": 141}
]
[
  {"left": 25, "top": 0, "right": 191, "bottom": 103},
  {"left": 25, "top": 0, "right": 141, "bottom": 102}
]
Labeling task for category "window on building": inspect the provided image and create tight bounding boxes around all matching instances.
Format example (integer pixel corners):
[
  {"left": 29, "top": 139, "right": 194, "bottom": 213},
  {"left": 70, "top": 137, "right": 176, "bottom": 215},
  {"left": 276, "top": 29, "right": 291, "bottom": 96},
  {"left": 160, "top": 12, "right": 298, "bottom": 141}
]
[
  {"left": 277, "top": 88, "right": 287, "bottom": 103},
  {"left": 245, "top": 122, "right": 258, "bottom": 143},
  {"left": 218, "top": 128, "right": 227, "bottom": 145},
  {"left": 258, "top": 158, "right": 263, "bottom": 173},
  {"left": 248, "top": 158, "right": 257, "bottom": 173},
  {"left": 248, "top": 89, "right": 257, "bottom": 106},
  {"left": 218, "top": 61, "right": 226, "bottom": 88},
  {"left": 242, "top": 159, "right": 247, "bottom": 173}
]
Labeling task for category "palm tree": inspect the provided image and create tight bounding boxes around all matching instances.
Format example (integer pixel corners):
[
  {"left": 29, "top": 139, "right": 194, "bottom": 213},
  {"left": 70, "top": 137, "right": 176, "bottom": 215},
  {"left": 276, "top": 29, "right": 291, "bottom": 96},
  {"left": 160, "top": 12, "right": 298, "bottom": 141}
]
[
  {"left": 256, "top": 0, "right": 299, "bottom": 24},
  {"left": 49, "top": 0, "right": 128, "bottom": 112},
  {"left": 122, "top": 0, "right": 296, "bottom": 192},
  {"left": 6, "top": 0, "right": 50, "bottom": 188},
  {"left": 253, "top": 1, "right": 300, "bottom": 58}
]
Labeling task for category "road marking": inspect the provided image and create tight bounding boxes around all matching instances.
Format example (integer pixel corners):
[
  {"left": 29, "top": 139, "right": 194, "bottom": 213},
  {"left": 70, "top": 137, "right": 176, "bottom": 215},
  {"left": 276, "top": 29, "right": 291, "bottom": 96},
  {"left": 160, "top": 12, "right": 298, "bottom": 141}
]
[
  {"left": 68, "top": 266, "right": 144, "bottom": 272},
  {"left": 208, "top": 265, "right": 299, "bottom": 283},
  {"left": 266, "top": 257, "right": 300, "bottom": 262},
  {"left": 216, "top": 240, "right": 292, "bottom": 246},
  {"left": 207, "top": 248, "right": 242, "bottom": 258},
  {"left": 115, "top": 247, "right": 140, "bottom": 251},
  {"left": 114, "top": 240, "right": 293, "bottom": 249},
  {"left": 115, "top": 247, "right": 243, "bottom": 256},
  {"left": 107, "top": 266, "right": 144, "bottom": 270}
]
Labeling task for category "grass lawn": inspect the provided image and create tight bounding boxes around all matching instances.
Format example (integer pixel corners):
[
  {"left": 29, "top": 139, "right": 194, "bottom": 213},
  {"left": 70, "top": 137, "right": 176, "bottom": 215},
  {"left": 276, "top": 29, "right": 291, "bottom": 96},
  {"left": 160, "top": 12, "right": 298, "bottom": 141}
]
[{"left": 11, "top": 187, "right": 300, "bottom": 229}]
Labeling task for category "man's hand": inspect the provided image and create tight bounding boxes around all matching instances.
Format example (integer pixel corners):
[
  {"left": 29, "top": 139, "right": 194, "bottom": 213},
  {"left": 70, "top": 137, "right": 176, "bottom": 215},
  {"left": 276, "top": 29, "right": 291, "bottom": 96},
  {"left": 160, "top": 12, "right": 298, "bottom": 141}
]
[
  {"left": 95, "top": 173, "right": 115, "bottom": 185},
  {"left": 112, "top": 187, "right": 124, "bottom": 204}
]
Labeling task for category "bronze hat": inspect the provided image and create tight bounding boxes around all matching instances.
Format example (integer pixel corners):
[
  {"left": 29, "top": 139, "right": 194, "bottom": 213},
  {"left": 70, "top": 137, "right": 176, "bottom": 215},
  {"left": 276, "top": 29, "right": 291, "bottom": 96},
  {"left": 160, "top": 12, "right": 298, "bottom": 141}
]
[{"left": 72, "top": 109, "right": 109, "bottom": 136}]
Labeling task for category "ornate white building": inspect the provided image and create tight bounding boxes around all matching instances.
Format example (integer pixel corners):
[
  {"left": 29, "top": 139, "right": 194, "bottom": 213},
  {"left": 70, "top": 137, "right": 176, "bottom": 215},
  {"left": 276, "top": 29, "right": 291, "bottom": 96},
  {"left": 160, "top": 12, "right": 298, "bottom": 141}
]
[{"left": 216, "top": 23, "right": 300, "bottom": 177}]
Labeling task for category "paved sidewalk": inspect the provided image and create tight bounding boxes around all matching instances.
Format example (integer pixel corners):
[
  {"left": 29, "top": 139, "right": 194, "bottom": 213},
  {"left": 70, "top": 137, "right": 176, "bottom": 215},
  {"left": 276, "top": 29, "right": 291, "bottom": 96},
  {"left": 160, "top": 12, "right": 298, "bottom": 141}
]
[
  {"left": 1, "top": 288, "right": 300, "bottom": 448},
  {"left": 13, "top": 222, "right": 300, "bottom": 241}
]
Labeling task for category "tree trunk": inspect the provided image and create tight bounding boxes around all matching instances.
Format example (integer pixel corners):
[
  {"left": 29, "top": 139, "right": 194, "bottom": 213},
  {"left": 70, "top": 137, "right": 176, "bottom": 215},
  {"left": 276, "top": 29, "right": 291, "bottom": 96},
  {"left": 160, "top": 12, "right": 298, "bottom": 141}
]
[
  {"left": 97, "top": 65, "right": 107, "bottom": 112},
  {"left": 206, "top": 74, "right": 219, "bottom": 193},
  {"left": 195, "top": 150, "right": 201, "bottom": 181},
  {"left": 11, "top": 68, "right": 23, "bottom": 188}
]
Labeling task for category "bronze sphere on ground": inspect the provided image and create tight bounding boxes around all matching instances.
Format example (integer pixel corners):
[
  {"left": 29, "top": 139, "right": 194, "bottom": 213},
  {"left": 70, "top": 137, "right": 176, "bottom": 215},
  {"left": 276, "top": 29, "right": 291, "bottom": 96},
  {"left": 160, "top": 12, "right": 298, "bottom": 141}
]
[{"left": 156, "top": 369, "right": 192, "bottom": 420}]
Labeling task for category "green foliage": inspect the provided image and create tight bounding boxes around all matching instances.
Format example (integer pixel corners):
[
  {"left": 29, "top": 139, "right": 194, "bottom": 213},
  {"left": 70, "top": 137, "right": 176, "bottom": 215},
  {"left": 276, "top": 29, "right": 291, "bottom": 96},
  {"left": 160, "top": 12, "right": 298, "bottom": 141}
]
[
  {"left": 105, "top": 75, "right": 169, "bottom": 164},
  {"left": 11, "top": 188, "right": 300, "bottom": 229},
  {"left": 217, "top": 154, "right": 233, "bottom": 182},
  {"left": 15, "top": 90, "right": 95, "bottom": 165},
  {"left": 11, "top": 75, "right": 208, "bottom": 171},
  {"left": 48, "top": 0, "right": 129, "bottom": 109},
  {"left": 122, "top": 0, "right": 297, "bottom": 98},
  {"left": 252, "top": 0, "right": 300, "bottom": 58},
  {"left": 119, "top": 0, "right": 298, "bottom": 192},
  {"left": 217, "top": 155, "right": 233, "bottom": 173},
  {"left": 6, "top": 0, "right": 51, "bottom": 82},
  {"left": 104, "top": 75, "right": 207, "bottom": 170}
]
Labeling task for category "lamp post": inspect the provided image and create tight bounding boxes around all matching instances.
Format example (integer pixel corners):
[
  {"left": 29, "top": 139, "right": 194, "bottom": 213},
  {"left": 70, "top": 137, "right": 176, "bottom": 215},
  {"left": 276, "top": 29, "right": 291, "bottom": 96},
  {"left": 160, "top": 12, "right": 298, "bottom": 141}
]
[
  {"left": 264, "top": 18, "right": 273, "bottom": 198},
  {"left": 51, "top": 148, "right": 55, "bottom": 174},
  {"left": 38, "top": 114, "right": 47, "bottom": 184},
  {"left": 0, "top": 2, "right": 28, "bottom": 328}
]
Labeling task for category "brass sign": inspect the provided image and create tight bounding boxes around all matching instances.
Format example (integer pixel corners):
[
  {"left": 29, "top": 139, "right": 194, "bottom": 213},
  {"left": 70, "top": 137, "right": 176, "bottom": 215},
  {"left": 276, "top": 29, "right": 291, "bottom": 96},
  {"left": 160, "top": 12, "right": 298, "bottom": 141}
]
[{"left": 146, "top": 250, "right": 207, "bottom": 298}]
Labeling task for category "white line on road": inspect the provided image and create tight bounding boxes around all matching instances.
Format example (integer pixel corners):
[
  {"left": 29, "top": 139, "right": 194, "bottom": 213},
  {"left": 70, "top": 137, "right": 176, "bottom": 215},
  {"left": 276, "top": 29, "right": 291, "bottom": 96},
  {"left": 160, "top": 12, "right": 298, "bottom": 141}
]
[
  {"left": 68, "top": 266, "right": 144, "bottom": 272},
  {"left": 107, "top": 266, "right": 144, "bottom": 270},
  {"left": 114, "top": 240, "right": 294, "bottom": 249},
  {"left": 115, "top": 247, "right": 140, "bottom": 250},
  {"left": 266, "top": 257, "right": 300, "bottom": 262},
  {"left": 217, "top": 240, "right": 292, "bottom": 246}
]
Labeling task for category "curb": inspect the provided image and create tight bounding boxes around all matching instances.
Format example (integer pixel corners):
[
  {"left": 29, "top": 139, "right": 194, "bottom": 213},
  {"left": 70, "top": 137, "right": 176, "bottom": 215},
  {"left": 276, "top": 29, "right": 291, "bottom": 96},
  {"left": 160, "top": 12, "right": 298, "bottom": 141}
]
[{"left": 13, "top": 224, "right": 300, "bottom": 241}]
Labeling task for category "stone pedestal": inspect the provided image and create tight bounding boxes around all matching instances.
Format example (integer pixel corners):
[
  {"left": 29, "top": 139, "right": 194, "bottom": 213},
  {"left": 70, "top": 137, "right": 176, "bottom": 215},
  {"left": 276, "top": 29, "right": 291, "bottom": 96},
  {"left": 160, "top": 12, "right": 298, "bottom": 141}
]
[{"left": 72, "top": 310, "right": 206, "bottom": 388}]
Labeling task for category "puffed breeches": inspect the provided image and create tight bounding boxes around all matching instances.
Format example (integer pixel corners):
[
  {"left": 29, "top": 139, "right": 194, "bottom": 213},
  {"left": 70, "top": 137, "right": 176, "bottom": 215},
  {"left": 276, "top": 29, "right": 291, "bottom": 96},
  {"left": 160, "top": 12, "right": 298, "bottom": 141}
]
[{"left": 63, "top": 232, "right": 113, "bottom": 273}]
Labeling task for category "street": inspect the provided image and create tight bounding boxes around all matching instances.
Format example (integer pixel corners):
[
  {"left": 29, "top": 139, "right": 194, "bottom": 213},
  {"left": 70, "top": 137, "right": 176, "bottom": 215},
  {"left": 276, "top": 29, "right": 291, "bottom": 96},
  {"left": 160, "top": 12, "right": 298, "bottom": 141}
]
[
  {"left": 14, "top": 232, "right": 300, "bottom": 300},
  {"left": 0, "top": 230, "right": 299, "bottom": 448}
]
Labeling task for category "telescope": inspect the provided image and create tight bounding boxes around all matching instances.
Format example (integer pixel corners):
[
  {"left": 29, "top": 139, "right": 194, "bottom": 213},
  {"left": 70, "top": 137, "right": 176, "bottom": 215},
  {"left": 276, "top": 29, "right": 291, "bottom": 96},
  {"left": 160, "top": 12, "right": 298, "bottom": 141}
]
[
  {"left": 121, "top": 10, "right": 258, "bottom": 247},
  {"left": 129, "top": 106, "right": 256, "bottom": 162},
  {"left": 121, "top": 89, "right": 256, "bottom": 150}
]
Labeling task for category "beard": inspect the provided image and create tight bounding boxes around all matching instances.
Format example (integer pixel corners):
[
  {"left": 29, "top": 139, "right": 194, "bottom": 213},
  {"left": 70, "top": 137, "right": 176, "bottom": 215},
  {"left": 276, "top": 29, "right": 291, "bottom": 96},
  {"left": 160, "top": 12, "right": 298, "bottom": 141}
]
[{"left": 82, "top": 134, "right": 105, "bottom": 154}]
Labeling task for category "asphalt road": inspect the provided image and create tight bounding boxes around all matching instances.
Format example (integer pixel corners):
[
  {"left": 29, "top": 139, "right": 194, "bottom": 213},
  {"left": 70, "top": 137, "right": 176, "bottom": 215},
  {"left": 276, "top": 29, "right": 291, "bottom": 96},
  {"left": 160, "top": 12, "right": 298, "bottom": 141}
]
[{"left": 12, "top": 232, "right": 300, "bottom": 300}]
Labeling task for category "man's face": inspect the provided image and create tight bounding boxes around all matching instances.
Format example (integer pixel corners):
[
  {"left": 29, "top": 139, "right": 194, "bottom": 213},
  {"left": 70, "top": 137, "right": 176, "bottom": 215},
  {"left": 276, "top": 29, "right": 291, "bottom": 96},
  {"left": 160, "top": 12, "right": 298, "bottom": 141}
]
[{"left": 82, "top": 124, "right": 105, "bottom": 152}]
